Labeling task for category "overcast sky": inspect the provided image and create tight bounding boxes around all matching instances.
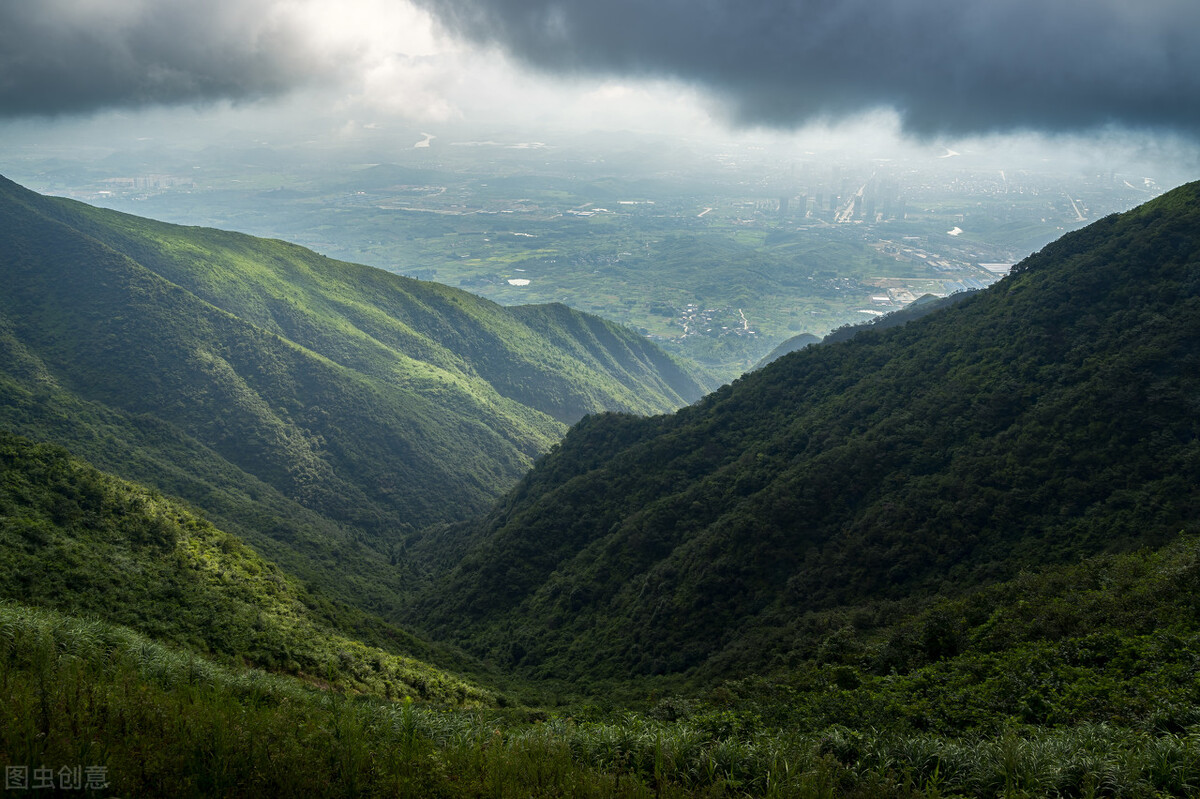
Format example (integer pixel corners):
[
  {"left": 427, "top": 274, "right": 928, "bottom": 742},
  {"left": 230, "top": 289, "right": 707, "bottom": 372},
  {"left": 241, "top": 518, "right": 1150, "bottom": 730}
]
[{"left": 1, "top": 0, "right": 1198, "bottom": 171}]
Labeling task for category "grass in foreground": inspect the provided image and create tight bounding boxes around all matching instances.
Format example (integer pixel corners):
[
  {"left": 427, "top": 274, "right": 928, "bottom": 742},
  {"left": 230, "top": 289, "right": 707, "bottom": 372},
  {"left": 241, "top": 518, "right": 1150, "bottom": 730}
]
[{"left": 3, "top": 602, "right": 1200, "bottom": 798}]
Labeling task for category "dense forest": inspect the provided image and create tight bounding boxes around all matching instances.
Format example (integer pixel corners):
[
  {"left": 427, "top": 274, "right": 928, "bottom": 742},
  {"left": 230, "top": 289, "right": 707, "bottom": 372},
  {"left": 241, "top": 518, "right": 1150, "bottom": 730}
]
[
  {"left": 0, "top": 431, "right": 485, "bottom": 703},
  {"left": 410, "top": 182, "right": 1199, "bottom": 686}
]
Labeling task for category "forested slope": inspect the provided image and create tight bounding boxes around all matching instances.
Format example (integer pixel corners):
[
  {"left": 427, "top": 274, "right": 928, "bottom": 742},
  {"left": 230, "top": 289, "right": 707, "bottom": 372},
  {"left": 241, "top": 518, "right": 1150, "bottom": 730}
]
[
  {"left": 414, "top": 181, "right": 1200, "bottom": 681},
  {"left": 0, "top": 431, "right": 487, "bottom": 704},
  {"left": 0, "top": 173, "right": 705, "bottom": 616}
]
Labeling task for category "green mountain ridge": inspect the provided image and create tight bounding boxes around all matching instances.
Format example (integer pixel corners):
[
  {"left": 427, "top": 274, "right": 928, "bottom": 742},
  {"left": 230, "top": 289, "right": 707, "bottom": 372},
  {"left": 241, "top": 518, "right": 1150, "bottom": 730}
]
[
  {"left": 413, "top": 181, "right": 1200, "bottom": 682},
  {"left": 0, "top": 172, "right": 706, "bottom": 618}
]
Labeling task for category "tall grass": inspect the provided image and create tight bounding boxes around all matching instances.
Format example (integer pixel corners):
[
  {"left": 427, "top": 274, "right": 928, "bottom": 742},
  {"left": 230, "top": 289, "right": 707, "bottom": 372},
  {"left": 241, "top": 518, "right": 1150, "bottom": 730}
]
[{"left": 3, "top": 601, "right": 1199, "bottom": 797}]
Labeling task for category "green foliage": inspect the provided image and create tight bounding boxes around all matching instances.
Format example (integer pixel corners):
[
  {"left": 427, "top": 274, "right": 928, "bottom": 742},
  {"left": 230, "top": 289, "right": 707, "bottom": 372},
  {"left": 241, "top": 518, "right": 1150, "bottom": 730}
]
[
  {"left": 753, "top": 292, "right": 974, "bottom": 371},
  {"left": 0, "top": 171, "right": 704, "bottom": 627},
  {"left": 713, "top": 536, "right": 1200, "bottom": 734},
  {"left": 0, "top": 172, "right": 703, "bottom": 534},
  {"left": 0, "top": 431, "right": 488, "bottom": 704},
  {"left": 3, "top": 174, "right": 1200, "bottom": 796},
  {"left": 416, "top": 180, "right": 1200, "bottom": 682},
  {"left": 4, "top": 601, "right": 1200, "bottom": 797}
]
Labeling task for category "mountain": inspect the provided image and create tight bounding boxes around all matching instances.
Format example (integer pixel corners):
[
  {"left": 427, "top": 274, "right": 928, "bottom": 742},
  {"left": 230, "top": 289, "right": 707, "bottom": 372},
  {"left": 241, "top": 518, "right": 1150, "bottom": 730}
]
[
  {"left": 413, "top": 181, "right": 1200, "bottom": 681},
  {"left": 0, "top": 173, "right": 707, "bottom": 615},
  {"left": 4, "top": 174, "right": 1200, "bottom": 798},
  {"left": 817, "top": 290, "right": 976, "bottom": 345},
  {"left": 752, "top": 294, "right": 975, "bottom": 371}
]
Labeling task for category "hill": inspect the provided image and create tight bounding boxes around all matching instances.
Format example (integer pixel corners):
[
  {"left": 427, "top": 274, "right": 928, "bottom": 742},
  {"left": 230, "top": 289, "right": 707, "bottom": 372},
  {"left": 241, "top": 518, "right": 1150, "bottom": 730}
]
[
  {"left": 0, "top": 430, "right": 487, "bottom": 704},
  {"left": 0, "top": 173, "right": 707, "bottom": 616},
  {"left": 413, "top": 181, "right": 1200, "bottom": 682}
]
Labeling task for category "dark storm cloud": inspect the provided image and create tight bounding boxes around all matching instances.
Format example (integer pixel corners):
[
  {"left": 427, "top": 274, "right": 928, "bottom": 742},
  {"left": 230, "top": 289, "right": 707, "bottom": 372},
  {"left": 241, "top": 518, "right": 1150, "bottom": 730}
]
[
  {"left": 415, "top": 0, "right": 1200, "bottom": 137},
  {"left": 0, "top": 0, "right": 346, "bottom": 117}
]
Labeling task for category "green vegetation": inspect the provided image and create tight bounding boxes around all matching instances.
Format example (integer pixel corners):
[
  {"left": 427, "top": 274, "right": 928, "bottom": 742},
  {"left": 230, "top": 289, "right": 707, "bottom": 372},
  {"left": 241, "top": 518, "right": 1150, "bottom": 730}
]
[
  {"left": 0, "top": 172, "right": 705, "bottom": 622},
  {"left": 5, "top": 586, "right": 1200, "bottom": 797},
  {"left": 56, "top": 138, "right": 1147, "bottom": 380},
  {"left": 413, "top": 181, "right": 1200, "bottom": 682},
  {"left": 2, "top": 173, "right": 1199, "bottom": 795},
  {"left": 0, "top": 431, "right": 486, "bottom": 703},
  {"left": 316, "top": 209, "right": 979, "bottom": 378},
  {"left": 752, "top": 293, "right": 973, "bottom": 370},
  {"left": 715, "top": 532, "right": 1200, "bottom": 733}
]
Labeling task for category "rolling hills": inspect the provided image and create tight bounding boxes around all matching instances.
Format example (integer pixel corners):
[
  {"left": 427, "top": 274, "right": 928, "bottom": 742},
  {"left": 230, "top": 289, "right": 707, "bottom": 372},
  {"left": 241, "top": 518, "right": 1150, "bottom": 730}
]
[
  {"left": 412, "top": 180, "right": 1200, "bottom": 683},
  {"left": 0, "top": 173, "right": 707, "bottom": 617}
]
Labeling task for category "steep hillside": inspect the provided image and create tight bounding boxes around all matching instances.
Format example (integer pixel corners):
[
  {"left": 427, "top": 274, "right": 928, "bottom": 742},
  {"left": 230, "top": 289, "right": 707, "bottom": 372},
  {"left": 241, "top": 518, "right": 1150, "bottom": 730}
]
[
  {"left": 751, "top": 332, "right": 820, "bottom": 370},
  {"left": 0, "top": 431, "right": 487, "bottom": 704},
  {"left": 414, "top": 181, "right": 1200, "bottom": 681},
  {"left": 0, "top": 173, "right": 705, "bottom": 613},
  {"left": 817, "top": 290, "right": 976, "bottom": 345},
  {"left": 42, "top": 189, "right": 708, "bottom": 426}
]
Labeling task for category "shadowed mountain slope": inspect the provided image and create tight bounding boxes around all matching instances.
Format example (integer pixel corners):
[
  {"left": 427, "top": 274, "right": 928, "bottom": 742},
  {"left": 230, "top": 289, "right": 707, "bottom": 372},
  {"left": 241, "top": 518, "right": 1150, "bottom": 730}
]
[
  {"left": 753, "top": 292, "right": 977, "bottom": 372},
  {"left": 413, "top": 181, "right": 1200, "bottom": 681}
]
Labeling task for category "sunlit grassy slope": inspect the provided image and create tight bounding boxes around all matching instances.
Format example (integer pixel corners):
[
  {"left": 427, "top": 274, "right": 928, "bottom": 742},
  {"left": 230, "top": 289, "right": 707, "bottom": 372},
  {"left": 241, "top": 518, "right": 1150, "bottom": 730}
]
[
  {"left": 0, "top": 172, "right": 707, "bottom": 618},
  {"left": 0, "top": 431, "right": 488, "bottom": 704}
]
